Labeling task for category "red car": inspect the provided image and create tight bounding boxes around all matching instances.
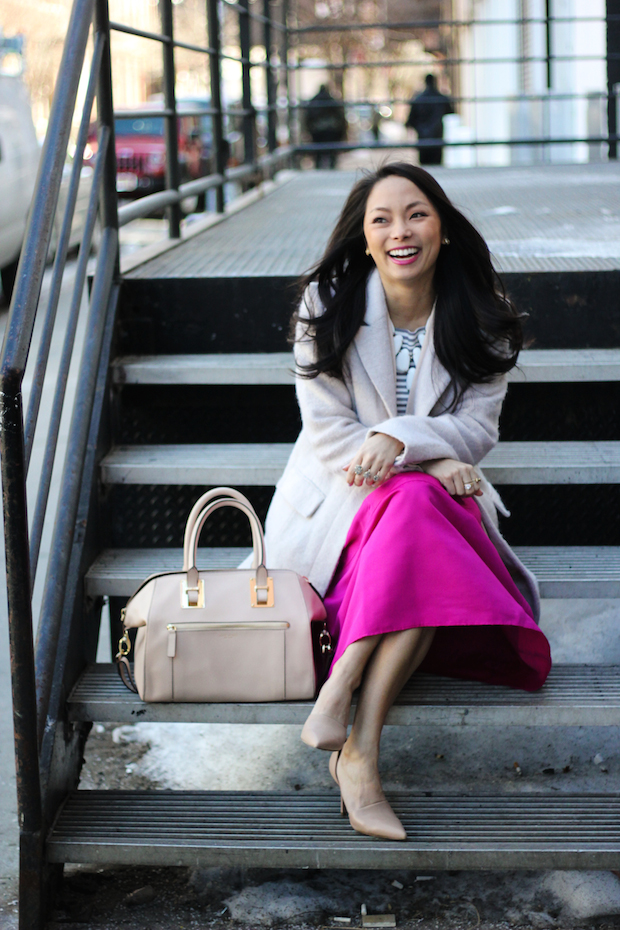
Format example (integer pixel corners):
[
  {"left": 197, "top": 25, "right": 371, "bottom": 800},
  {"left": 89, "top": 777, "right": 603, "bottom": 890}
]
[{"left": 86, "top": 107, "right": 208, "bottom": 199}]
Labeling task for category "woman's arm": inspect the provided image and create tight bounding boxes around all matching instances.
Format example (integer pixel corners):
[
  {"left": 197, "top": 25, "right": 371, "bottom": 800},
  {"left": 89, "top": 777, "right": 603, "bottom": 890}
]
[
  {"left": 370, "top": 375, "right": 507, "bottom": 468},
  {"left": 343, "top": 375, "right": 507, "bottom": 489}
]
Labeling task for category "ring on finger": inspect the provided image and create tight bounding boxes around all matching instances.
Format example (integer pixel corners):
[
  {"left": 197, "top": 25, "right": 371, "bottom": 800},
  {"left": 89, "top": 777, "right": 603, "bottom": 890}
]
[
  {"left": 474, "top": 476, "right": 481, "bottom": 483},
  {"left": 363, "top": 469, "right": 373, "bottom": 480},
  {"left": 372, "top": 473, "right": 381, "bottom": 483},
  {"left": 464, "top": 482, "right": 472, "bottom": 491},
  {"left": 354, "top": 464, "right": 363, "bottom": 475}
]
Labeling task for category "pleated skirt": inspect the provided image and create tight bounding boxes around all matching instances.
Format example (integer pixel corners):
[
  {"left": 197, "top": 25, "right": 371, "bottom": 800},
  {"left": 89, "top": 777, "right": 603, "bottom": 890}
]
[{"left": 323, "top": 473, "right": 551, "bottom": 691}]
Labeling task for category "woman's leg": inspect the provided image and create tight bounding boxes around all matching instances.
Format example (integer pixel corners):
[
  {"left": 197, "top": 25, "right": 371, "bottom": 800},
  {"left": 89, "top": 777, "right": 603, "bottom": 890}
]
[
  {"left": 337, "top": 627, "right": 435, "bottom": 810},
  {"left": 310, "top": 634, "right": 382, "bottom": 726}
]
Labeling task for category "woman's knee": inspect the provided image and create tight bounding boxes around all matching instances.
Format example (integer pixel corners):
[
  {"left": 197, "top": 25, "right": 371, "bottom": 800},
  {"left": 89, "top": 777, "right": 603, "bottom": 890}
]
[{"left": 391, "top": 475, "right": 443, "bottom": 512}]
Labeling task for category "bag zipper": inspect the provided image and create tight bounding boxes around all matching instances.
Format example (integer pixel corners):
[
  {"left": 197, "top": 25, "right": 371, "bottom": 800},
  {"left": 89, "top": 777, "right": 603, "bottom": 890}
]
[{"left": 166, "top": 621, "right": 290, "bottom": 658}]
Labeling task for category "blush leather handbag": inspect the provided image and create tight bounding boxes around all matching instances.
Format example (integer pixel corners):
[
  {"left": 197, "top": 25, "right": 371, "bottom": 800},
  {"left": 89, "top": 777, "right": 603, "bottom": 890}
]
[{"left": 116, "top": 487, "right": 329, "bottom": 702}]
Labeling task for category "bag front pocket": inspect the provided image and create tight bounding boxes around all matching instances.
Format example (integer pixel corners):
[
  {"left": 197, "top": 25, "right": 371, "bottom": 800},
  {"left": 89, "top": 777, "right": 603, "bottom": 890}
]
[{"left": 167, "top": 621, "right": 289, "bottom": 702}]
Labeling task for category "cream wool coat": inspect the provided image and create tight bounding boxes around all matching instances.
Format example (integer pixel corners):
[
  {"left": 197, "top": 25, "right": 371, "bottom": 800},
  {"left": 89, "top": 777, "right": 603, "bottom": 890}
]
[{"left": 257, "top": 269, "right": 540, "bottom": 620}]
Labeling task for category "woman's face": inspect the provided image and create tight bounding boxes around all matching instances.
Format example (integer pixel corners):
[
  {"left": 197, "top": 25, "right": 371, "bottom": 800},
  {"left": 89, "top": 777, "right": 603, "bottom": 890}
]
[{"left": 362, "top": 175, "right": 443, "bottom": 291}]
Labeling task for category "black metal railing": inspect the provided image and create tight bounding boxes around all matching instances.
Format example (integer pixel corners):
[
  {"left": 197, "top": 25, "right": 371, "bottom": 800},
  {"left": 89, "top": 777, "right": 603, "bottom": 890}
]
[
  {"left": 287, "top": 9, "right": 620, "bottom": 166},
  {"left": 0, "top": 0, "right": 291, "bottom": 926}
]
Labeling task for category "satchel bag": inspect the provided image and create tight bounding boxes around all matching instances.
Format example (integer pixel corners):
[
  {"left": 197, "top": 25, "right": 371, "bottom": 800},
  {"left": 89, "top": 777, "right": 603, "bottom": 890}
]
[{"left": 116, "top": 487, "right": 328, "bottom": 702}]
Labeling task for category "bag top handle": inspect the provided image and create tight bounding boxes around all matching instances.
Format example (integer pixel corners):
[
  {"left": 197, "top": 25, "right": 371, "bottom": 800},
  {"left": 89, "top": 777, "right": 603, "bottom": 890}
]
[
  {"left": 184, "top": 487, "right": 255, "bottom": 541},
  {"left": 183, "top": 495, "right": 266, "bottom": 573}
]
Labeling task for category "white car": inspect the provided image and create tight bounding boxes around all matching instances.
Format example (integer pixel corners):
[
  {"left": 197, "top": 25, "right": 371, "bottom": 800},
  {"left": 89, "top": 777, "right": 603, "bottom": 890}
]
[{"left": 0, "top": 73, "right": 39, "bottom": 300}]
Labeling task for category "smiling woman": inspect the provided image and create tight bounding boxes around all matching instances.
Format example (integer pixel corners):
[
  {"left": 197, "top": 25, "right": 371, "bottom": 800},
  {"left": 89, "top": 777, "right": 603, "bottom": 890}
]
[{"left": 256, "top": 162, "right": 551, "bottom": 843}]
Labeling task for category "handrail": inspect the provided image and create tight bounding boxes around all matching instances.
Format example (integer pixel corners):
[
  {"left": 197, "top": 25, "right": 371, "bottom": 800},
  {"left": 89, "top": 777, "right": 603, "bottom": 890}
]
[
  {"left": 116, "top": 147, "right": 293, "bottom": 226},
  {"left": 23, "top": 32, "right": 105, "bottom": 472},
  {"left": 0, "top": 0, "right": 96, "bottom": 382},
  {"left": 35, "top": 227, "right": 118, "bottom": 740},
  {"left": 29, "top": 126, "right": 110, "bottom": 582},
  {"left": 0, "top": 2, "right": 98, "bottom": 923}
]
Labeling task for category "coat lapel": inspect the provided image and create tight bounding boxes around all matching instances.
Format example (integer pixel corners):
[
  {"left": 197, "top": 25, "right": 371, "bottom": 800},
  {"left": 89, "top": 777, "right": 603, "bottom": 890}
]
[
  {"left": 408, "top": 308, "right": 452, "bottom": 417},
  {"left": 353, "top": 270, "right": 397, "bottom": 418}
]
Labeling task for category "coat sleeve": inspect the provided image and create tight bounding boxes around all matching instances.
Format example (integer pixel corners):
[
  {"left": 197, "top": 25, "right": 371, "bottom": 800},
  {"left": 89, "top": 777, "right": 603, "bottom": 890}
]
[
  {"left": 370, "top": 374, "right": 507, "bottom": 467},
  {"left": 294, "top": 320, "right": 369, "bottom": 475}
]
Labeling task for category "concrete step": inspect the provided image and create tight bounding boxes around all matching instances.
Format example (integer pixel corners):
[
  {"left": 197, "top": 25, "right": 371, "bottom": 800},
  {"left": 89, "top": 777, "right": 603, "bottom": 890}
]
[
  {"left": 68, "top": 664, "right": 620, "bottom": 727},
  {"left": 112, "top": 349, "right": 620, "bottom": 386},
  {"left": 48, "top": 788, "right": 620, "bottom": 870},
  {"left": 100, "top": 441, "right": 620, "bottom": 486},
  {"left": 85, "top": 546, "right": 620, "bottom": 599}
]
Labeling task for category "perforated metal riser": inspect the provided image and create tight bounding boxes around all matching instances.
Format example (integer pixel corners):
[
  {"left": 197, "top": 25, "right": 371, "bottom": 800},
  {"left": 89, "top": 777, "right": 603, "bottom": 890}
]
[
  {"left": 109, "top": 485, "right": 273, "bottom": 548},
  {"left": 114, "top": 382, "right": 620, "bottom": 445},
  {"left": 500, "top": 382, "right": 620, "bottom": 441},
  {"left": 498, "top": 485, "right": 620, "bottom": 546},
  {"left": 116, "top": 384, "right": 301, "bottom": 445},
  {"left": 108, "top": 484, "right": 620, "bottom": 548}
]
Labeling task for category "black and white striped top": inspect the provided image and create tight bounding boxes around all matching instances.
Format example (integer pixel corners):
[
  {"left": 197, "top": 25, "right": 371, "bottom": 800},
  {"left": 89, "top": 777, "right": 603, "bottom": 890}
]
[{"left": 394, "top": 325, "right": 426, "bottom": 415}]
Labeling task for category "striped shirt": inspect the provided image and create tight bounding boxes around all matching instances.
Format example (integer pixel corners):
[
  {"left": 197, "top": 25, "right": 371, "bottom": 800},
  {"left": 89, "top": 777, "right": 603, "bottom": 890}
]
[{"left": 394, "top": 325, "right": 426, "bottom": 415}]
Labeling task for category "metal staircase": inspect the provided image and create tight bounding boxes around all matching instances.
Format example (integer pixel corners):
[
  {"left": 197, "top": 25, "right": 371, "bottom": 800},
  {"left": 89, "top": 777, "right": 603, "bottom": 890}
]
[
  {"left": 49, "top": 176, "right": 620, "bottom": 876},
  {"left": 50, "top": 318, "right": 620, "bottom": 871},
  {"left": 2, "top": 2, "right": 620, "bottom": 927}
]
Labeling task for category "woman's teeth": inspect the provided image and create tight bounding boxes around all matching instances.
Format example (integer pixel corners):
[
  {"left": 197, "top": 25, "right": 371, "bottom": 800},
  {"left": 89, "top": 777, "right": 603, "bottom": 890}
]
[{"left": 388, "top": 247, "right": 420, "bottom": 257}]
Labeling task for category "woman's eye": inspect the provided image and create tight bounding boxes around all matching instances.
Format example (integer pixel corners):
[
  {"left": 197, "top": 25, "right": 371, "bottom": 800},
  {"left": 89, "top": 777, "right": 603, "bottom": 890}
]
[{"left": 411, "top": 212, "right": 426, "bottom": 219}]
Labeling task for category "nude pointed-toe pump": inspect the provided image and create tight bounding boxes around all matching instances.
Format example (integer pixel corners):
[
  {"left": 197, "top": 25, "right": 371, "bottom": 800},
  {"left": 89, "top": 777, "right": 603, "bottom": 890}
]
[
  {"left": 300, "top": 712, "right": 347, "bottom": 751},
  {"left": 329, "top": 750, "right": 407, "bottom": 842}
]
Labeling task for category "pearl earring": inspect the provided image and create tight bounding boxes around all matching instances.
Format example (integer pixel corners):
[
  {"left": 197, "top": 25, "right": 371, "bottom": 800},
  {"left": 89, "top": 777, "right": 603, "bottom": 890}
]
[
  {"left": 442, "top": 237, "right": 450, "bottom": 245},
  {"left": 365, "top": 247, "right": 370, "bottom": 256}
]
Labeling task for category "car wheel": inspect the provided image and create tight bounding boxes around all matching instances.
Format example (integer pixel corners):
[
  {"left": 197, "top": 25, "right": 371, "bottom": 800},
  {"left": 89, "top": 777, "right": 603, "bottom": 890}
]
[{"left": 1, "top": 256, "right": 19, "bottom": 303}]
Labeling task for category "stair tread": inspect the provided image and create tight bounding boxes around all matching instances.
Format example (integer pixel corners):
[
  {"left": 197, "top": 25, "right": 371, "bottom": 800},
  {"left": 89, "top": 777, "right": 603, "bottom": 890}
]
[
  {"left": 67, "top": 663, "right": 620, "bottom": 726},
  {"left": 85, "top": 546, "right": 620, "bottom": 599},
  {"left": 100, "top": 441, "right": 620, "bottom": 485},
  {"left": 48, "top": 789, "right": 620, "bottom": 869},
  {"left": 112, "top": 348, "right": 620, "bottom": 385}
]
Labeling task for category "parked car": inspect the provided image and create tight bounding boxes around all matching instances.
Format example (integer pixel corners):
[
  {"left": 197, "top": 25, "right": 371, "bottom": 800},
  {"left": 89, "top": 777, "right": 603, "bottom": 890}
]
[
  {"left": 84, "top": 99, "right": 255, "bottom": 209},
  {"left": 0, "top": 73, "right": 39, "bottom": 300},
  {"left": 86, "top": 103, "right": 212, "bottom": 201}
]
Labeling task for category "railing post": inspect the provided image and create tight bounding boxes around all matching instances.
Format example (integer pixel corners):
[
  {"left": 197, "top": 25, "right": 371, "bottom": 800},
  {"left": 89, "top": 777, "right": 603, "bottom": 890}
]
[
  {"left": 161, "top": 0, "right": 182, "bottom": 236},
  {"left": 0, "top": 384, "right": 44, "bottom": 928},
  {"left": 207, "top": 0, "right": 225, "bottom": 212},
  {"left": 263, "top": 0, "right": 277, "bottom": 153},
  {"left": 239, "top": 0, "right": 256, "bottom": 165},
  {"left": 94, "top": 0, "right": 119, "bottom": 245},
  {"left": 606, "top": 0, "right": 620, "bottom": 158},
  {"left": 282, "top": 0, "right": 292, "bottom": 149}
]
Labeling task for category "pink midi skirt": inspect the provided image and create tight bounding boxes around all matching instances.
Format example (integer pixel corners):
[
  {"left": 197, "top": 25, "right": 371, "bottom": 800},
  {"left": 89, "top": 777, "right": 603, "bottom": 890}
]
[{"left": 324, "top": 473, "right": 551, "bottom": 692}]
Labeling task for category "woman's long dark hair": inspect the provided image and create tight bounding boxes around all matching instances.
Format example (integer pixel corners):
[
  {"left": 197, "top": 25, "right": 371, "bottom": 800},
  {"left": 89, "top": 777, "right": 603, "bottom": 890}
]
[{"left": 292, "top": 162, "right": 524, "bottom": 411}]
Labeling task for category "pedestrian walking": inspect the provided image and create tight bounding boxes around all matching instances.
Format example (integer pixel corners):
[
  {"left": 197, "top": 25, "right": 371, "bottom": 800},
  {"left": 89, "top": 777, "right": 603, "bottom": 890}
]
[
  {"left": 406, "top": 74, "right": 454, "bottom": 165},
  {"left": 305, "top": 84, "right": 347, "bottom": 168},
  {"left": 257, "top": 162, "right": 551, "bottom": 841}
]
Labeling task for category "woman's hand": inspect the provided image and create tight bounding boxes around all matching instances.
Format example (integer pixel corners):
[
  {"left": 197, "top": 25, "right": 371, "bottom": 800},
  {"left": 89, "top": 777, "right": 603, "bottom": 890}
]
[
  {"left": 420, "top": 458, "right": 483, "bottom": 497},
  {"left": 345, "top": 433, "right": 405, "bottom": 487}
]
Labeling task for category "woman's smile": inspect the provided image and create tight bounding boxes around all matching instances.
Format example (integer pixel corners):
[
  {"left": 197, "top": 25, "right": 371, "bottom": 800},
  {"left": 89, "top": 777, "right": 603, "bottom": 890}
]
[{"left": 387, "top": 246, "right": 421, "bottom": 265}]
